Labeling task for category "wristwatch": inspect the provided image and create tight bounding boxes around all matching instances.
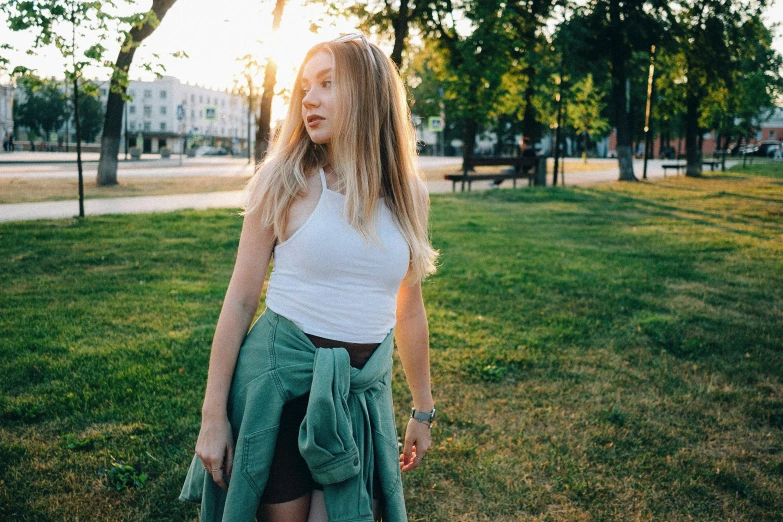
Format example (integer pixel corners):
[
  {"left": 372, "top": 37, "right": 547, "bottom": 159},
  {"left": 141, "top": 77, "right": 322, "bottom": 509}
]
[{"left": 411, "top": 407, "right": 436, "bottom": 427}]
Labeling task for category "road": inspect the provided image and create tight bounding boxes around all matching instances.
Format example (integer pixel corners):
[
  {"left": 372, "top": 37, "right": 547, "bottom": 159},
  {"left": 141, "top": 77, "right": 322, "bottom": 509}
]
[{"left": 0, "top": 154, "right": 735, "bottom": 223}]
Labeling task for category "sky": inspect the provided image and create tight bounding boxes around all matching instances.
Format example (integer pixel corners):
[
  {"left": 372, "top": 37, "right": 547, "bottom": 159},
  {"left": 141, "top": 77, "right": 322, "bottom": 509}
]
[
  {"left": 0, "top": 0, "right": 362, "bottom": 90},
  {"left": 1, "top": 0, "right": 782, "bottom": 98}
]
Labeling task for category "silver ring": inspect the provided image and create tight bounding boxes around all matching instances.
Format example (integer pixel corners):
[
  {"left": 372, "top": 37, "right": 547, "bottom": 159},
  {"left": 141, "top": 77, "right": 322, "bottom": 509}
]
[
  {"left": 414, "top": 456, "right": 424, "bottom": 462},
  {"left": 205, "top": 467, "right": 222, "bottom": 473}
]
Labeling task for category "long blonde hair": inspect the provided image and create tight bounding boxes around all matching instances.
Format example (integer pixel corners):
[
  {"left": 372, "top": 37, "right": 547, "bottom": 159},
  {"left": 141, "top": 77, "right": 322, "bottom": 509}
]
[{"left": 243, "top": 37, "right": 437, "bottom": 283}]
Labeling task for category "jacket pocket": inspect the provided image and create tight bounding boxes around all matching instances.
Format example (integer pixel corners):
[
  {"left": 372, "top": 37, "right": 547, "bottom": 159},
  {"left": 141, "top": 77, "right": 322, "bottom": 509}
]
[{"left": 240, "top": 425, "right": 279, "bottom": 497}]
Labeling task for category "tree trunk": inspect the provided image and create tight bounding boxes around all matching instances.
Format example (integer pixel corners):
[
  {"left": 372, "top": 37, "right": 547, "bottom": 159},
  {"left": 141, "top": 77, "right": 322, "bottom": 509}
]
[
  {"left": 96, "top": 0, "right": 178, "bottom": 186},
  {"left": 522, "top": 65, "right": 538, "bottom": 143},
  {"left": 609, "top": 0, "right": 636, "bottom": 181},
  {"left": 255, "top": 0, "right": 287, "bottom": 164},
  {"left": 389, "top": 0, "right": 410, "bottom": 68},
  {"left": 684, "top": 87, "right": 700, "bottom": 177},
  {"left": 461, "top": 118, "right": 479, "bottom": 190}
]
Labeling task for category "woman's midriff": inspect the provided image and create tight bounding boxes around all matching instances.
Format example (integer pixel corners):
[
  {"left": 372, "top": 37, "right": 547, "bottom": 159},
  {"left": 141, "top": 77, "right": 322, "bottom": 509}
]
[
  {"left": 305, "top": 333, "right": 381, "bottom": 369},
  {"left": 258, "top": 334, "right": 381, "bottom": 506}
]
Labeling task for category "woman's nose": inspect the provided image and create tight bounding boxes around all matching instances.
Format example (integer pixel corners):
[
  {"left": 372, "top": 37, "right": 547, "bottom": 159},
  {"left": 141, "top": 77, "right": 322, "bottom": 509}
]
[{"left": 303, "top": 91, "right": 319, "bottom": 108}]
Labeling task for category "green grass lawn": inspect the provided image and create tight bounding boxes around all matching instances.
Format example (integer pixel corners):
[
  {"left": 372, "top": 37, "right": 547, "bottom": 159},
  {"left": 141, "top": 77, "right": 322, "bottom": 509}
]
[{"left": 1, "top": 170, "right": 781, "bottom": 521}]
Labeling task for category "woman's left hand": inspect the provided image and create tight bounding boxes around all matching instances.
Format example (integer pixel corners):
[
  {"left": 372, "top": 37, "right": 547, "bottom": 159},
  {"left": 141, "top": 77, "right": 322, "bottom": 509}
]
[{"left": 399, "top": 418, "right": 432, "bottom": 472}]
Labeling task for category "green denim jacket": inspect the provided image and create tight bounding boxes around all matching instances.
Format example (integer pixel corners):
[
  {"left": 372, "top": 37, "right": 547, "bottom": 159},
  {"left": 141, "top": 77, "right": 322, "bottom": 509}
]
[{"left": 179, "top": 309, "right": 408, "bottom": 522}]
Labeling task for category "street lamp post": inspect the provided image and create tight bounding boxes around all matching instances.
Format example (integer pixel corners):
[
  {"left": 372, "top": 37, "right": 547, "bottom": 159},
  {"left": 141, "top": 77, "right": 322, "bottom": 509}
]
[{"left": 642, "top": 45, "right": 656, "bottom": 180}]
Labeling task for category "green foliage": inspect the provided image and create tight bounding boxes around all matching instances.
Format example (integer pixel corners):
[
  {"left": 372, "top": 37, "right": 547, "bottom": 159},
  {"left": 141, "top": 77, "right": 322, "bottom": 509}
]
[
  {"left": 60, "top": 433, "right": 100, "bottom": 450},
  {"left": 77, "top": 82, "right": 105, "bottom": 143},
  {"left": 13, "top": 76, "right": 68, "bottom": 142},
  {"left": 567, "top": 73, "right": 610, "bottom": 138},
  {"left": 106, "top": 462, "right": 148, "bottom": 491}
]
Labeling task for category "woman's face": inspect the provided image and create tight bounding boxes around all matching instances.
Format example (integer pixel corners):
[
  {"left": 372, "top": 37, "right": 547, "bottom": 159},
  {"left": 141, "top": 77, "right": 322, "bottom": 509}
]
[{"left": 300, "top": 51, "right": 336, "bottom": 145}]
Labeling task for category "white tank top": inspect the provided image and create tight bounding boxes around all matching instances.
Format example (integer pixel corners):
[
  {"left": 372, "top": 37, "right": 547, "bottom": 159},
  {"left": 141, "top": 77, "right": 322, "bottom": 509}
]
[{"left": 264, "top": 168, "right": 411, "bottom": 343}]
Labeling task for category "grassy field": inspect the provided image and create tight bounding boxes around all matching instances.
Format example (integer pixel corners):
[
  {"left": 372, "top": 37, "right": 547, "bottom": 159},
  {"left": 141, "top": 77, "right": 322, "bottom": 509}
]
[{"left": 1, "top": 169, "right": 781, "bottom": 520}]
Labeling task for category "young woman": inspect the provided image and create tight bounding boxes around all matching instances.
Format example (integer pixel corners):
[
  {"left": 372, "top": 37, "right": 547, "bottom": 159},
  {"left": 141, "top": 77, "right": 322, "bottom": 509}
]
[{"left": 179, "top": 34, "right": 437, "bottom": 522}]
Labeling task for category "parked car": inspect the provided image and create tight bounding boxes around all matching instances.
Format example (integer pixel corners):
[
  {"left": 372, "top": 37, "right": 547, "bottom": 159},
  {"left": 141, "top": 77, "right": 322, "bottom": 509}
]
[
  {"left": 754, "top": 140, "right": 782, "bottom": 157},
  {"left": 194, "top": 146, "right": 228, "bottom": 156}
]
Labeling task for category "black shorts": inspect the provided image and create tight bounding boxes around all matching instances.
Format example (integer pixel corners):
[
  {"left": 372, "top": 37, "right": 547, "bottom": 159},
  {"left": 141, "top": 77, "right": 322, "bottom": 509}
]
[{"left": 258, "top": 333, "right": 380, "bottom": 505}]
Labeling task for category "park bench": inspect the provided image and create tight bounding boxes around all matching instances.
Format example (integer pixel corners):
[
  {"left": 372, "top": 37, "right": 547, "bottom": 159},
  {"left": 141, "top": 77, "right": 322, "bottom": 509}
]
[
  {"left": 662, "top": 160, "right": 722, "bottom": 177},
  {"left": 661, "top": 162, "right": 685, "bottom": 176},
  {"left": 702, "top": 159, "right": 721, "bottom": 171},
  {"left": 444, "top": 155, "right": 537, "bottom": 192}
]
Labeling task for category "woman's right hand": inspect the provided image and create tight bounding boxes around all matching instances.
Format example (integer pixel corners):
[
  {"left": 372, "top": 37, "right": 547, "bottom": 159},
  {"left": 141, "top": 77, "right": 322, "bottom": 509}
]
[{"left": 195, "top": 414, "right": 235, "bottom": 490}]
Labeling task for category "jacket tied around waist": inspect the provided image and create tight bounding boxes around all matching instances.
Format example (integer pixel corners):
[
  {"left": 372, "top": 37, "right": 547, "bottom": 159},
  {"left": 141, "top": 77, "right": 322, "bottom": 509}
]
[{"left": 179, "top": 309, "right": 408, "bottom": 522}]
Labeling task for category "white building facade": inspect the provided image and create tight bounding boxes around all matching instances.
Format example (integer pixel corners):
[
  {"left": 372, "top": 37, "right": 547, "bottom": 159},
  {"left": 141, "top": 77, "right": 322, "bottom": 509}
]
[
  {"left": 0, "top": 84, "right": 13, "bottom": 150},
  {"left": 99, "top": 75, "right": 254, "bottom": 154}
]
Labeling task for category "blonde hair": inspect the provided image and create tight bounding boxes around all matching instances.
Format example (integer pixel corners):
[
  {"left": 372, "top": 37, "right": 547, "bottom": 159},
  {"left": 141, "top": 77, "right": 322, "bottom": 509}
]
[{"left": 243, "top": 37, "right": 437, "bottom": 283}]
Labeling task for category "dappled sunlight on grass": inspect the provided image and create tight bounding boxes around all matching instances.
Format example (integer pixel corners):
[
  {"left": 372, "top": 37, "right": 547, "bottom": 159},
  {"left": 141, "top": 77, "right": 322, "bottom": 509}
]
[{"left": 1, "top": 169, "right": 781, "bottom": 520}]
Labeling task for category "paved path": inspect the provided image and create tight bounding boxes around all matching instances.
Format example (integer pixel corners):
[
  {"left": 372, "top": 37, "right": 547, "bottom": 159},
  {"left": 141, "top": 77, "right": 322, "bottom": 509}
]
[{"left": 0, "top": 157, "right": 734, "bottom": 223}]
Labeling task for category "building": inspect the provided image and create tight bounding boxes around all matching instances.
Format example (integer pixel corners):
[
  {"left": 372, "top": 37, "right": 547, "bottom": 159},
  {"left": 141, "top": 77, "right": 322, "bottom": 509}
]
[
  {"left": 0, "top": 84, "right": 13, "bottom": 150},
  {"left": 98, "top": 75, "right": 254, "bottom": 154},
  {"left": 605, "top": 106, "right": 783, "bottom": 158}
]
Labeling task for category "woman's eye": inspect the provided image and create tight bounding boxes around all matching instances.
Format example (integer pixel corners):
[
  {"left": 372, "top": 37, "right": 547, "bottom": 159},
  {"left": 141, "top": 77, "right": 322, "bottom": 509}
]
[{"left": 322, "top": 80, "right": 332, "bottom": 88}]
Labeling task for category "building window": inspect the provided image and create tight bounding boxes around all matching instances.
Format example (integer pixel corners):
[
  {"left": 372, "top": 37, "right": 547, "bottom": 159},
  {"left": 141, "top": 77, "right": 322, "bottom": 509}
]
[
  {"left": 100, "top": 88, "right": 107, "bottom": 96},
  {"left": 191, "top": 109, "right": 195, "bottom": 119},
  {"left": 160, "top": 106, "right": 167, "bottom": 115},
  {"left": 129, "top": 89, "right": 136, "bottom": 98},
  {"left": 144, "top": 121, "right": 151, "bottom": 131},
  {"left": 160, "top": 122, "right": 167, "bottom": 131},
  {"left": 199, "top": 95, "right": 203, "bottom": 103},
  {"left": 770, "top": 130, "right": 776, "bottom": 139},
  {"left": 160, "top": 90, "right": 167, "bottom": 99},
  {"left": 144, "top": 89, "right": 152, "bottom": 98},
  {"left": 199, "top": 109, "right": 203, "bottom": 118},
  {"left": 129, "top": 121, "right": 136, "bottom": 131},
  {"left": 191, "top": 94, "right": 195, "bottom": 103},
  {"left": 129, "top": 105, "right": 136, "bottom": 114},
  {"left": 143, "top": 106, "right": 152, "bottom": 117}
]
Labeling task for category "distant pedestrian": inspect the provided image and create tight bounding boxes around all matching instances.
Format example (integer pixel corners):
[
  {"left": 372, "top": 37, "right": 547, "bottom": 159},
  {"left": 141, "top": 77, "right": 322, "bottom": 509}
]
[
  {"left": 8, "top": 134, "right": 14, "bottom": 152},
  {"left": 180, "top": 33, "right": 437, "bottom": 522}
]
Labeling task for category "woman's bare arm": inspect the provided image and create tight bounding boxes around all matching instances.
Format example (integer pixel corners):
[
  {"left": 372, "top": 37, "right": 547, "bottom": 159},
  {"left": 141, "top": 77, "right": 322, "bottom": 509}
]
[
  {"left": 196, "top": 209, "right": 276, "bottom": 489},
  {"left": 395, "top": 279, "right": 434, "bottom": 472}
]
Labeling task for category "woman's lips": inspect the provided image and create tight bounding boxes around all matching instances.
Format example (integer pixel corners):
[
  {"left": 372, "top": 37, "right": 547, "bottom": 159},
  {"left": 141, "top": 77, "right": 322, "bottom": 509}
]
[{"left": 307, "top": 115, "right": 324, "bottom": 127}]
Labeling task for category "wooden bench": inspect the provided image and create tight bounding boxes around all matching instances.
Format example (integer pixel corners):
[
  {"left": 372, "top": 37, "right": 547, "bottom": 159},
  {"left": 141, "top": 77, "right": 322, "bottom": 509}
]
[
  {"left": 661, "top": 163, "right": 685, "bottom": 176},
  {"left": 444, "top": 155, "right": 537, "bottom": 192},
  {"left": 702, "top": 159, "right": 721, "bottom": 171},
  {"left": 662, "top": 160, "right": 721, "bottom": 177}
]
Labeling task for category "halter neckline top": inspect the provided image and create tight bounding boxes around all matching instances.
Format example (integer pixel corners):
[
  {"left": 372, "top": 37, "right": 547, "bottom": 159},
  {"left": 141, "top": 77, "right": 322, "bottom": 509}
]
[{"left": 264, "top": 168, "right": 410, "bottom": 343}]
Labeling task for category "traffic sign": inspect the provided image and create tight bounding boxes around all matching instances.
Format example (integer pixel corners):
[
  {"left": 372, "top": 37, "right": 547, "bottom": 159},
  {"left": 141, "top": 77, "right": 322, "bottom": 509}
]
[{"left": 428, "top": 116, "right": 444, "bottom": 132}]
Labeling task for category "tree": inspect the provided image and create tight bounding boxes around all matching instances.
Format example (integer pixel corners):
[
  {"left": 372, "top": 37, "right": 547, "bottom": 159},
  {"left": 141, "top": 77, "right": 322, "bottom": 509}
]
[
  {"left": 96, "top": 0, "right": 179, "bottom": 186},
  {"left": 567, "top": 73, "right": 610, "bottom": 161},
  {"left": 317, "top": 0, "right": 431, "bottom": 68},
  {"left": 664, "top": 0, "right": 781, "bottom": 176},
  {"left": 77, "top": 82, "right": 104, "bottom": 143},
  {"left": 566, "top": 0, "right": 669, "bottom": 181},
  {"left": 13, "top": 77, "right": 68, "bottom": 149},
  {"left": 255, "top": 0, "right": 287, "bottom": 163},
  {"left": 2, "top": 0, "right": 121, "bottom": 216},
  {"left": 234, "top": 54, "right": 262, "bottom": 162}
]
